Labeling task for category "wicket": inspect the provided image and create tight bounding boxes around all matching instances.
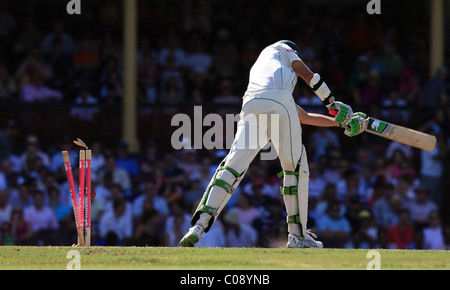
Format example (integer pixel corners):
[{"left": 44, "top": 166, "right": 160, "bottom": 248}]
[{"left": 62, "top": 139, "right": 92, "bottom": 247}]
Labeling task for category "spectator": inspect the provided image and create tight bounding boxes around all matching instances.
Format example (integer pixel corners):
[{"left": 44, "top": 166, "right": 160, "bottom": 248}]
[
  {"left": 48, "top": 186, "right": 71, "bottom": 223},
  {"left": 19, "top": 134, "right": 50, "bottom": 173},
  {"left": 307, "top": 162, "right": 326, "bottom": 200},
  {"left": 420, "top": 66, "right": 447, "bottom": 113},
  {"left": 394, "top": 174, "right": 415, "bottom": 205},
  {"left": 49, "top": 135, "right": 77, "bottom": 173},
  {"left": 132, "top": 181, "right": 169, "bottom": 220},
  {"left": 102, "top": 184, "right": 132, "bottom": 221},
  {"left": 231, "top": 193, "right": 260, "bottom": 227},
  {"left": 178, "top": 149, "right": 201, "bottom": 175},
  {"left": 21, "top": 73, "right": 62, "bottom": 102},
  {"left": 336, "top": 169, "right": 366, "bottom": 203},
  {"left": 211, "top": 28, "right": 238, "bottom": 79},
  {"left": 157, "top": 32, "right": 186, "bottom": 69},
  {"left": 98, "top": 198, "right": 133, "bottom": 245},
  {"left": 183, "top": 0, "right": 211, "bottom": 36},
  {"left": 0, "top": 119, "right": 20, "bottom": 161},
  {"left": 380, "top": 89, "right": 409, "bottom": 124},
  {"left": 315, "top": 182, "right": 345, "bottom": 221},
  {"left": 185, "top": 38, "right": 212, "bottom": 74},
  {"left": 90, "top": 141, "right": 106, "bottom": 175},
  {"left": 420, "top": 124, "right": 444, "bottom": 206},
  {"left": 160, "top": 75, "right": 185, "bottom": 107},
  {"left": 222, "top": 210, "right": 258, "bottom": 248},
  {"left": 0, "top": 189, "right": 12, "bottom": 224},
  {"left": 348, "top": 54, "right": 371, "bottom": 102},
  {"left": 0, "top": 168, "right": 6, "bottom": 190},
  {"left": 9, "top": 206, "right": 33, "bottom": 245},
  {"left": 115, "top": 141, "right": 140, "bottom": 178},
  {"left": 13, "top": 17, "right": 41, "bottom": 55},
  {"left": 196, "top": 218, "right": 226, "bottom": 247},
  {"left": 163, "top": 200, "right": 191, "bottom": 247},
  {"left": 422, "top": 210, "right": 446, "bottom": 250},
  {"left": 185, "top": 67, "right": 211, "bottom": 103},
  {"left": 360, "top": 70, "right": 382, "bottom": 106},
  {"left": 93, "top": 172, "right": 113, "bottom": 203},
  {"left": 97, "top": 153, "right": 131, "bottom": 193},
  {"left": 15, "top": 47, "right": 53, "bottom": 87},
  {"left": 372, "top": 183, "right": 401, "bottom": 228},
  {"left": 353, "top": 210, "right": 378, "bottom": 249},
  {"left": 386, "top": 149, "right": 408, "bottom": 181},
  {"left": 378, "top": 45, "right": 404, "bottom": 78},
  {"left": 45, "top": 37, "right": 72, "bottom": 90},
  {"left": 0, "top": 62, "right": 17, "bottom": 101},
  {"left": 70, "top": 87, "right": 99, "bottom": 121},
  {"left": 247, "top": 179, "right": 272, "bottom": 210},
  {"left": 183, "top": 176, "right": 204, "bottom": 213},
  {"left": 23, "top": 190, "right": 59, "bottom": 245},
  {"left": 308, "top": 129, "right": 340, "bottom": 163},
  {"left": 0, "top": 221, "right": 14, "bottom": 245},
  {"left": 407, "top": 184, "right": 438, "bottom": 230},
  {"left": 138, "top": 53, "right": 159, "bottom": 104},
  {"left": 253, "top": 197, "right": 286, "bottom": 247},
  {"left": 161, "top": 153, "right": 186, "bottom": 203},
  {"left": 133, "top": 208, "right": 163, "bottom": 246},
  {"left": 387, "top": 209, "right": 415, "bottom": 249},
  {"left": 212, "top": 79, "right": 240, "bottom": 105},
  {"left": 8, "top": 183, "right": 33, "bottom": 209},
  {"left": 40, "top": 21, "right": 75, "bottom": 56},
  {"left": 72, "top": 38, "right": 100, "bottom": 81},
  {"left": 99, "top": 71, "right": 122, "bottom": 102},
  {"left": 316, "top": 202, "right": 351, "bottom": 248},
  {"left": 297, "top": 87, "right": 325, "bottom": 114},
  {"left": 398, "top": 67, "right": 420, "bottom": 103}
]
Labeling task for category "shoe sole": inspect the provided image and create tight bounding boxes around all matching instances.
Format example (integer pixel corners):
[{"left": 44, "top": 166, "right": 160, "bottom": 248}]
[{"left": 180, "top": 234, "right": 199, "bottom": 247}]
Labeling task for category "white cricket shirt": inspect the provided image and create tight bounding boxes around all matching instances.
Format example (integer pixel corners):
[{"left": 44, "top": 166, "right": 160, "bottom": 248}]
[{"left": 246, "top": 42, "right": 301, "bottom": 94}]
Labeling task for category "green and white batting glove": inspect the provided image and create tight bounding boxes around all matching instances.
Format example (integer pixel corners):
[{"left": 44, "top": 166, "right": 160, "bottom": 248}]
[
  {"left": 344, "top": 112, "right": 367, "bottom": 137},
  {"left": 329, "top": 101, "right": 353, "bottom": 128}
]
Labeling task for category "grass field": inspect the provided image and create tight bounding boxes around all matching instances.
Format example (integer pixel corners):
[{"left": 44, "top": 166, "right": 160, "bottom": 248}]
[{"left": 0, "top": 246, "right": 448, "bottom": 270}]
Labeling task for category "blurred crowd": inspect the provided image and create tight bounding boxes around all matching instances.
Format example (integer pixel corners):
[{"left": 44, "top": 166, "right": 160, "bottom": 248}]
[{"left": 0, "top": 0, "right": 449, "bottom": 249}]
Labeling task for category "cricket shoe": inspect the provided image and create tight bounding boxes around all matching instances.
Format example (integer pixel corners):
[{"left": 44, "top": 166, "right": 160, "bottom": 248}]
[
  {"left": 287, "top": 233, "right": 302, "bottom": 248},
  {"left": 286, "top": 230, "right": 323, "bottom": 249},
  {"left": 179, "top": 224, "right": 205, "bottom": 247}
]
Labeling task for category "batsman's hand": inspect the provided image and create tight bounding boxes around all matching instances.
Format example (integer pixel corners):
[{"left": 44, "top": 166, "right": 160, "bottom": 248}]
[
  {"left": 328, "top": 101, "right": 353, "bottom": 127},
  {"left": 344, "top": 112, "right": 367, "bottom": 137}
]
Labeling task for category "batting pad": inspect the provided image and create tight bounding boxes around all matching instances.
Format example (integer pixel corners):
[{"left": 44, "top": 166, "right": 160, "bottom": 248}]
[{"left": 297, "top": 145, "right": 309, "bottom": 237}]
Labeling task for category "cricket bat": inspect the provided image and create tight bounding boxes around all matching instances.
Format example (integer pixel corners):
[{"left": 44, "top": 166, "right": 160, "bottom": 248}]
[{"left": 365, "top": 117, "right": 436, "bottom": 151}]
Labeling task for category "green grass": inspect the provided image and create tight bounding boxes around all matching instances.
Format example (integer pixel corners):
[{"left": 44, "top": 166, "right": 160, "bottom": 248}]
[{"left": 0, "top": 246, "right": 448, "bottom": 270}]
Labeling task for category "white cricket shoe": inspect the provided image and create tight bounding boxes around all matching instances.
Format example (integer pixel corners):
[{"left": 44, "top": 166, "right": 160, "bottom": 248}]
[
  {"left": 287, "top": 233, "right": 302, "bottom": 248},
  {"left": 301, "top": 230, "right": 323, "bottom": 248},
  {"left": 287, "top": 230, "right": 323, "bottom": 249},
  {"left": 179, "top": 224, "right": 205, "bottom": 247}
]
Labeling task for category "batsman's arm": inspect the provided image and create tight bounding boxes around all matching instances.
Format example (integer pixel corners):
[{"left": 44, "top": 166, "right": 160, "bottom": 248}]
[
  {"left": 292, "top": 60, "right": 335, "bottom": 110},
  {"left": 292, "top": 60, "right": 353, "bottom": 127},
  {"left": 296, "top": 105, "right": 340, "bottom": 127}
]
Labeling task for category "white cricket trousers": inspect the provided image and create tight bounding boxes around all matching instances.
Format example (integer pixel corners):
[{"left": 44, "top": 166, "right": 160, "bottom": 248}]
[{"left": 225, "top": 89, "right": 302, "bottom": 173}]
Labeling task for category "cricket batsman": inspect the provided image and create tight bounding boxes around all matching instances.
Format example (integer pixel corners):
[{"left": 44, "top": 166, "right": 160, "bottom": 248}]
[{"left": 180, "top": 40, "right": 366, "bottom": 248}]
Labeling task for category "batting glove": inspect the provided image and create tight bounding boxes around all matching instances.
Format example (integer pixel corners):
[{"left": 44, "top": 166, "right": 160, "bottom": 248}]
[
  {"left": 344, "top": 112, "right": 367, "bottom": 137},
  {"left": 329, "top": 101, "right": 353, "bottom": 127}
]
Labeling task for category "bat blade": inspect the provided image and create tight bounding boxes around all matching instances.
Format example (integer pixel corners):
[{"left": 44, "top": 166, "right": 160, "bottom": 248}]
[{"left": 365, "top": 117, "right": 436, "bottom": 151}]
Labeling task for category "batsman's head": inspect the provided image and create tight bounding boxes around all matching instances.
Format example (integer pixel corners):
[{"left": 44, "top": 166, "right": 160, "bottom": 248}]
[{"left": 277, "top": 40, "right": 300, "bottom": 56}]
